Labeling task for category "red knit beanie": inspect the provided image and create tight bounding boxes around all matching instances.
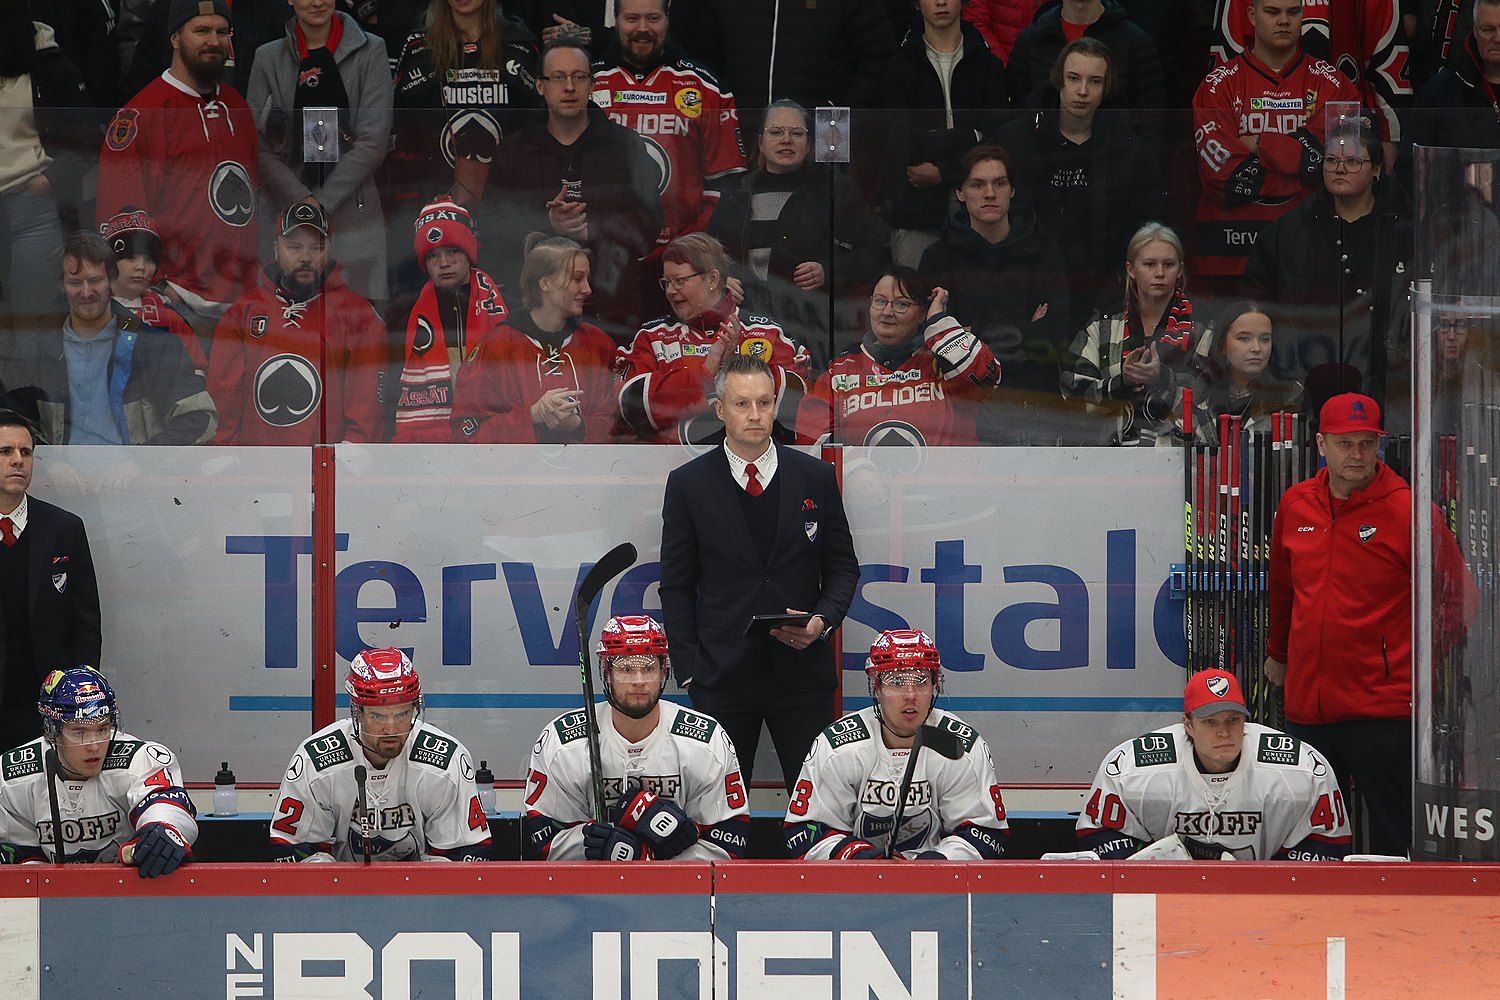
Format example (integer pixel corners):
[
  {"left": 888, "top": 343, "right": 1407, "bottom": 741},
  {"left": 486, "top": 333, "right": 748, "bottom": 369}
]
[{"left": 412, "top": 198, "right": 478, "bottom": 268}]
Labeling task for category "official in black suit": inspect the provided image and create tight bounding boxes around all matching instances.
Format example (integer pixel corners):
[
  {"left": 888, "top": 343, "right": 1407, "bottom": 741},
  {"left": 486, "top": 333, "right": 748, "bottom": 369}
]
[
  {"left": 0, "top": 411, "right": 102, "bottom": 752},
  {"left": 660, "top": 355, "right": 860, "bottom": 791}
]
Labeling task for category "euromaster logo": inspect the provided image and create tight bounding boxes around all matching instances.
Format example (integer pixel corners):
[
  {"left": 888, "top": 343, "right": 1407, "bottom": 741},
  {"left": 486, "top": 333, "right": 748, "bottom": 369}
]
[{"left": 1249, "top": 97, "right": 1303, "bottom": 111}]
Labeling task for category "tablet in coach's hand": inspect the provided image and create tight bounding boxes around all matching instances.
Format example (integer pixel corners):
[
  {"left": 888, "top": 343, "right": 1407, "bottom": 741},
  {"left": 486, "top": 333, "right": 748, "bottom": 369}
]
[{"left": 744, "top": 613, "right": 814, "bottom": 637}]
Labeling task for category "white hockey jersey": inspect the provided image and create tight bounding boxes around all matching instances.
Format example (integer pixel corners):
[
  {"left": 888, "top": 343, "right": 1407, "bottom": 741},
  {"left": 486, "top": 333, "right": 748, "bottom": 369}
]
[
  {"left": 0, "top": 733, "right": 198, "bottom": 864},
  {"left": 270, "top": 719, "right": 491, "bottom": 862},
  {"left": 784, "top": 706, "right": 1009, "bottom": 861},
  {"left": 523, "top": 701, "right": 749, "bottom": 860},
  {"left": 1077, "top": 722, "right": 1352, "bottom": 860}
]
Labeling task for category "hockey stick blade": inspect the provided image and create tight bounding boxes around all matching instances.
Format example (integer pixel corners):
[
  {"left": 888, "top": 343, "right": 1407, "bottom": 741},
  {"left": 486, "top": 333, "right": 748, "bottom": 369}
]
[
  {"left": 575, "top": 542, "right": 639, "bottom": 820},
  {"left": 915, "top": 723, "right": 967, "bottom": 761}
]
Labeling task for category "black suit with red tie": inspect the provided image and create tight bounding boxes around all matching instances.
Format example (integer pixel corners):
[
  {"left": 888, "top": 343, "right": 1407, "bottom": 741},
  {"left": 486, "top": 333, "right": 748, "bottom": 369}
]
[
  {"left": 0, "top": 496, "right": 102, "bottom": 752},
  {"left": 660, "top": 444, "right": 860, "bottom": 791}
]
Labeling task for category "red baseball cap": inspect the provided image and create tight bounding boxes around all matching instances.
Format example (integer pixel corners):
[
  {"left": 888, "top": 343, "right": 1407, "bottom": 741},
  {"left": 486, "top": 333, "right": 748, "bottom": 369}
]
[
  {"left": 1184, "top": 669, "right": 1249, "bottom": 718},
  {"left": 1319, "top": 393, "right": 1386, "bottom": 436}
]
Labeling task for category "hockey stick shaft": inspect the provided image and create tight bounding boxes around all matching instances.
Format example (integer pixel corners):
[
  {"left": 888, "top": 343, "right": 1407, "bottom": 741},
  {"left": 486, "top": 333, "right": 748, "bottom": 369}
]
[
  {"left": 575, "top": 542, "right": 639, "bottom": 820},
  {"left": 885, "top": 725, "right": 926, "bottom": 859},
  {"left": 1182, "top": 390, "right": 1195, "bottom": 672},
  {"left": 355, "top": 764, "right": 371, "bottom": 865},
  {"left": 44, "top": 748, "right": 66, "bottom": 864}
]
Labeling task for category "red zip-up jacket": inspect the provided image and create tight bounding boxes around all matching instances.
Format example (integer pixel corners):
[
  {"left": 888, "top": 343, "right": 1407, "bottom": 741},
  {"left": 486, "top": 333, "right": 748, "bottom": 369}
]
[{"left": 1267, "top": 462, "right": 1477, "bottom": 724}]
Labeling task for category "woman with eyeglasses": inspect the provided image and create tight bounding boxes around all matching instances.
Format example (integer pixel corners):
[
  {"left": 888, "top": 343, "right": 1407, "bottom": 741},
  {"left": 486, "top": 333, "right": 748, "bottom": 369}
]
[
  {"left": 707, "top": 99, "right": 889, "bottom": 369},
  {"left": 451, "top": 234, "right": 621, "bottom": 442},
  {"left": 797, "top": 266, "right": 999, "bottom": 446},
  {"left": 1186, "top": 300, "right": 1302, "bottom": 447},
  {"left": 1243, "top": 121, "right": 1411, "bottom": 416},
  {"left": 1061, "top": 222, "right": 1200, "bottom": 446},
  {"left": 617, "top": 232, "right": 811, "bottom": 444}
]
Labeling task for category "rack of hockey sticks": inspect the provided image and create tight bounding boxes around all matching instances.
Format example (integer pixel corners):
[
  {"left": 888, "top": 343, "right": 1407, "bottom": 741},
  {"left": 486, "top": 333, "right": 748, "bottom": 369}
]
[{"left": 1180, "top": 398, "right": 1416, "bottom": 727}]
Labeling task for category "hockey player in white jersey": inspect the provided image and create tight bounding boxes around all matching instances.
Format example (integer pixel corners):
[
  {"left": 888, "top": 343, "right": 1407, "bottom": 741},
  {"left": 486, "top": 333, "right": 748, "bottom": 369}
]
[
  {"left": 524, "top": 615, "right": 750, "bottom": 861},
  {"left": 784, "top": 629, "right": 1009, "bottom": 861},
  {"left": 0, "top": 667, "right": 197, "bottom": 877},
  {"left": 1076, "top": 669, "right": 1351, "bottom": 861},
  {"left": 270, "top": 649, "right": 492, "bottom": 862}
]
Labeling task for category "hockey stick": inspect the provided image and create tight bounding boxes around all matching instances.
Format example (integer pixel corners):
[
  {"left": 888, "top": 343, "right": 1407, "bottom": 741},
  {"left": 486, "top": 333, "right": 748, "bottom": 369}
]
[
  {"left": 44, "top": 748, "right": 66, "bottom": 864},
  {"left": 1182, "top": 389, "right": 1195, "bottom": 673},
  {"left": 354, "top": 764, "right": 372, "bottom": 865},
  {"left": 885, "top": 723, "right": 966, "bottom": 859},
  {"left": 575, "top": 542, "right": 639, "bottom": 821}
]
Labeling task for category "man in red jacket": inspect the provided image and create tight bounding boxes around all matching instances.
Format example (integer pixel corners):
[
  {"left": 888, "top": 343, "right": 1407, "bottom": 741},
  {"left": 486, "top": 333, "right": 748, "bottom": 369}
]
[{"left": 1265, "top": 393, "right": 1477, "bottom": 855}]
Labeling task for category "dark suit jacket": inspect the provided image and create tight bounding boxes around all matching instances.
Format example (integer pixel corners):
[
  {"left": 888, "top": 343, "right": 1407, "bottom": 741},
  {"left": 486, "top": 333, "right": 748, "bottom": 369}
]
[
  {"left": 660, "top": 446, "right": 860, "bottom": 693},
  {"left": 0, "top": 496, "right": 103, "bottom": 746}
]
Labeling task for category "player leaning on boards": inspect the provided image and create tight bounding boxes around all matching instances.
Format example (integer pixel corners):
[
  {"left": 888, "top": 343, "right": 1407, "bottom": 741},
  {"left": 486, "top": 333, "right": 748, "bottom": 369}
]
[
  {"left": 524, "top": 615, "right": 750, "bottom": 861},
  {"left": 1074, "top": 669, "right": 1351, "bottom": 861},
  {"left": 0, "top": 667, "right": 197, "bottom": 877},
  {"left": 785, "top": 629, "right": 1009, "bottom": 861},
  {"left": 270, "top": 649, "right": 492, "bottom": 862}
]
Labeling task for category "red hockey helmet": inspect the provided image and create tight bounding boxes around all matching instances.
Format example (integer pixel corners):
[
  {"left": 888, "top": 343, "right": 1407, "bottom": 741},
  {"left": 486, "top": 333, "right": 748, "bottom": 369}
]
[
  {"left": 597, "top": 615, "right": 670, "bottom": 705},
  {"left": 865, "top": 629, "right": 943, "bottom": 692},
  {"left": 345, "top": 648, "right": 422, "bottom": 708}
]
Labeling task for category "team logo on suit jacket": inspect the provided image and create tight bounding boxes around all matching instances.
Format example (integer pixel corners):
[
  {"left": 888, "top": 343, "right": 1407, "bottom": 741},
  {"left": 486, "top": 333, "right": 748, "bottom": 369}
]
[
  {"left": 803, "top": 498, "right": 818, "bottom": 541},
  {"left": 52, "top": 573, "right": 67, "bottom": 593}
]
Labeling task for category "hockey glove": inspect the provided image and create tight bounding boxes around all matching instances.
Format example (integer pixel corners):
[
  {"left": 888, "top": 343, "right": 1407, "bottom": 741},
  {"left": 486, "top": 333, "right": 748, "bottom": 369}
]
[
  {"left": 126, "top": 823, "right": 190, "bottom": 878},
  {"left": 912, "top": 850, "right": 948, "bottom": 861},
  {"left": 827, "top": 835, "right": 883, "bottom": 860},
  {"left": 583, "top": 821, "right": 647, "bottom": 861},
  {"left": 611, "top": 788, "right": 699, "bottom": 859}
]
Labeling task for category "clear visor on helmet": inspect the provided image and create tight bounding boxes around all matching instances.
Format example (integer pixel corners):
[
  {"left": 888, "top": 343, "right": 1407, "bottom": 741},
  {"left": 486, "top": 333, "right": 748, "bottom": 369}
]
[
  {"left": 54, "top": 717, "right": 116, "bottom": 746},
  {"left": 875, "top": 668, "right": 935, "bottom": 688},
  {"left": 606, "top": 654, "right": 666, "bottom": 679},
  {"left": 353, "top": 700, "right": 419, "bottom": 738}
]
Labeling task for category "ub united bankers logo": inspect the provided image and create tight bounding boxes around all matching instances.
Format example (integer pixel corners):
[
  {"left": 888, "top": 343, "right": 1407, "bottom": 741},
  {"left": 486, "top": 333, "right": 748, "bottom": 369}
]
[
  {"left": 254, "top": 354, "right": 322, "bottom": 427},
  {"left": 209, "top": 161, "right": 256, "bottom": 227}
]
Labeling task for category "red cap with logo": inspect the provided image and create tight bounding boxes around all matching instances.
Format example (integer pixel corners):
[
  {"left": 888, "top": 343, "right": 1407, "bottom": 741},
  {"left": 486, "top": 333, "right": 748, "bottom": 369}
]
[
  {"left": 1184, "top": 669, "right": 1249, "bottom": 718},
  {"left": 1319, "top": 392, "right": 1386, "bottom": 436}
]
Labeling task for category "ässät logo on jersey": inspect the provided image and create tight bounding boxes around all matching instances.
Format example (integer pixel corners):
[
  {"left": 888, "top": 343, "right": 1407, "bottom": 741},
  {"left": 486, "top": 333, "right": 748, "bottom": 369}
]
[
  {"left": 862, "top": 420, "right": 928, "bottom": 451},
  {"left": 254, "top": 354, "right": 323, "bottom": 428},
  {"left": 440, "top": 109, "right": 501, "bottom": 166},
  {"left": 106, "top": 109, "right": 140, "bottom": 150},
  {"left": 209, "top": 161, "right": 256, "bottom": 227},
  {"left": 640, "top": 134, "right": 671, "bottom": 196},
  {"left": 674, "top": 87, "right": 702, "bottom": 118}
]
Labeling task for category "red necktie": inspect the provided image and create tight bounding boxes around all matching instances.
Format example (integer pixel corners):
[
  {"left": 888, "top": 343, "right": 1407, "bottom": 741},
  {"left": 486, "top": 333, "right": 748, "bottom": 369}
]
[
  {"left": 0, "top": 516, "right": 14, "bottom": 546},
  {"left": 745, "top": 463, "right": 763, "bottom": 497}
]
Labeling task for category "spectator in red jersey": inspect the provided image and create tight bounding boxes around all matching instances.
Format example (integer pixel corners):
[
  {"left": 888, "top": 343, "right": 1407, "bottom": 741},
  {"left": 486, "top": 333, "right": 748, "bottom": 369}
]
[
  {"left": 1061, "top": 222, "right": 1198, "bottom": 446},
  {"left": 616, "top": 232, "right": 810, "bottom": 446},
  {"left": 797, "top": 266, "right": 1000, "bottom": 446},
  {"left": 99, "top": 206, "right": 208, "bottom": 375},
  {"left": 207, "top": 202, "right": 388, "bottom": 444},
  {"left": 393, "top": 198, "right": 511, "bottom": 442},
  {"left": 452, "top": 235, "right": 620, "bottom": 443},
  {"left": 1191, "top": 0, "right": 1359, "bottom": 282},
  {"left": 248, "top": 0, "right": 394, "bottom": 305},
  {"left": 97, "top": 0, "right": 260, "bottom": 336}
]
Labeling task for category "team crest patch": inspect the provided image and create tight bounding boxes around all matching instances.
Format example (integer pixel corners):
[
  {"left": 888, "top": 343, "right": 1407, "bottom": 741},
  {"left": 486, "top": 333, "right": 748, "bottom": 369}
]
[
  {"left": 409, "top": 731, "right": 458, "bottom": 769},
  {"left": 250, "top": 316, "right": 268, "bottom": 338},
  {"left": 1358, "top": 525, "right": 1376, "bottom": 543},
  {"left": 254, "top": 354, "right": 322, "bottom": 428},
  {"left": 739, "top": 337, "right": 771, "bottom": 361},
  {"left": 1305, "top": 90, "right": 1318, "bottom": 114},
  {"left": 106, "top": 109, "right": 139, "bottom": 151},
  {"left": 935, "top": 716, "right": 976, "bottom": 754},
  {"left": 822, "top": 714, "right": 870, "bottom": 749},
  {"left": 1131, "top": 732, "right": 1177, "bottom": 767},
  {"left": 674, "top": 87, "right": 703, "bottom": 118},
  {"left": 52, "top": 573, "right": 67, "bottom": 593},
  {"left": 669, "top": 710, "right": 717, "bottom": 743}
]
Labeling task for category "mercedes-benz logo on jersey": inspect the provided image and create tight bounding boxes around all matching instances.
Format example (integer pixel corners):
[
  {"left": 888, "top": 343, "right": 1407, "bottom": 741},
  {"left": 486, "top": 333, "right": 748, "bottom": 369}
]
[
  {"left": 641, "top": 134, "right": 671, "bottom": 196},
  {"left": 254, "top": 354, "right": 323, "bottom": 427},
  {"left": 209, "top": 161, "right": 255, "bottom": 227},
  {"left": 441, "top": 109, "right": 501, "bottom": 166}
]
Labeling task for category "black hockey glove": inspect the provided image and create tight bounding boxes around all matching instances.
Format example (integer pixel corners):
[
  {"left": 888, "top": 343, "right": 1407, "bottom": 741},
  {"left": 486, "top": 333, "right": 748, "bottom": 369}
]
[
  {"left": 583, "top": 821, "right": 646, "bottom": 861},
  {"left": 128, "top": 823, "right": 190, "bottom": 878},
  {"left": 611, "top": 788, "right": 699, "bottom": 859}
]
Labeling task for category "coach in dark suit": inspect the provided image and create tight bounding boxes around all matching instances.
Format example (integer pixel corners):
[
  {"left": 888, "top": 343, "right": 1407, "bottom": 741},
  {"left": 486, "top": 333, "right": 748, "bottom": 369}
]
[
  {"left": 0, "top": 410, "right": 102, "bottom": 752},
  {"left": 660, "top": 355, "right": 860, "bottom": 791}
]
